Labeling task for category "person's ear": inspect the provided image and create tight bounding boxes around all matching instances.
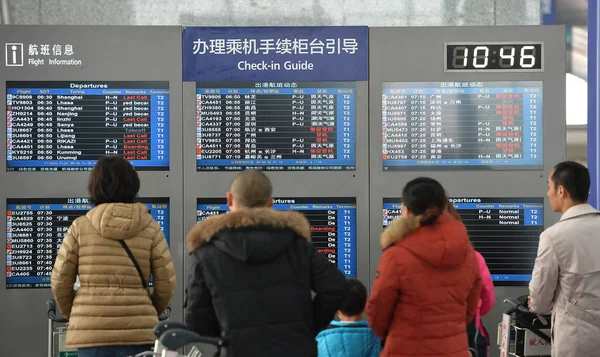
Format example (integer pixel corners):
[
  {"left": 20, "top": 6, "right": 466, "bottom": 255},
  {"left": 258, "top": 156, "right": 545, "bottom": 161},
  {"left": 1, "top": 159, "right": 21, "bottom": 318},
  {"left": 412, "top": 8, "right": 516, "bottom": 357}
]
[
  {"left": 557, "top": 185, "right": 565, "bottom": 198},
  {"left": 226, "top": 192, "right": 234, "bottom": 209},
  {"left": 402, "top": 205, "right": 412, "bottom": 217},
  {"left": 267, "top": 197, "right": 274, "bottom": 208}
]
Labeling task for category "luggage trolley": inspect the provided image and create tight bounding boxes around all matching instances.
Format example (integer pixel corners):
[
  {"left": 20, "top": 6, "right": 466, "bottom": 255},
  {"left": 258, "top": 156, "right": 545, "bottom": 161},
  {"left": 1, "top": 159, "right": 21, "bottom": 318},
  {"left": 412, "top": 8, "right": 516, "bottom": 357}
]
[
  {"left": 497, "top": 296, "right": 552, "bottom": 357},
  {"left": 46, "top": 299, "right": 74, "bottom": 357},
  {"left": 46, "top": 299, "right": 171, "bottom": 357}
]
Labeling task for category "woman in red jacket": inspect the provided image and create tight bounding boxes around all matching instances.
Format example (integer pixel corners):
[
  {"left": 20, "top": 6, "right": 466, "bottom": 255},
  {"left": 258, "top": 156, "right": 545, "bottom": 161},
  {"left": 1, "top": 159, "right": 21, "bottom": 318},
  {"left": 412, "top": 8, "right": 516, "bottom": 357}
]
[{"left": 367, "top": 177, "right": 482, "bottom": 357}]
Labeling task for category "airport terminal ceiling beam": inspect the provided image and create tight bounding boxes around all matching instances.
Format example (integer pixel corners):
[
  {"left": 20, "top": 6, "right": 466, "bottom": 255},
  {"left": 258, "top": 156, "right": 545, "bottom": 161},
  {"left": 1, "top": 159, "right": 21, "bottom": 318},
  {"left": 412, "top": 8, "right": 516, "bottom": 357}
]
[{"left": 0, "top": 0, "right": 10, "bottom": 25}]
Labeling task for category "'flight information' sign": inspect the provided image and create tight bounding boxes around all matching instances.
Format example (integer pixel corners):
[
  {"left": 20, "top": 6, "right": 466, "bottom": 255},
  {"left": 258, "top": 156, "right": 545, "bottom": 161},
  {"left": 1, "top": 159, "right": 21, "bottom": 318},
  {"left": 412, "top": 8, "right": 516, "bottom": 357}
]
[{"left": 182, "top": 26, "right": 369, "bottom": 81}]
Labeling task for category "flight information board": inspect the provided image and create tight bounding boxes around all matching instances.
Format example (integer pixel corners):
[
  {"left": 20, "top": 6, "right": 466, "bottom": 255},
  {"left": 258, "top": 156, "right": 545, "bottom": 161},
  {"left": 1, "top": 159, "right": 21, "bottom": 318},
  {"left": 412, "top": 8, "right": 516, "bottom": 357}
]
[
  {"left": 6, "top": 81, "right": 170, "bottom": 171},
  {"left": 6, "top": 197, "right": 170, "bottom": 289},
  {"left": 196, "top": 197, "right": 357, "bottom": 277},
  {"left": 382, "top": 197, "right": 544, "bottom": 284},
  {"left": 381, "top": 81, "right": 543, "bottom": 170},
  {"left": 196, "top": 82, "right": 356, "bottom": 171}
]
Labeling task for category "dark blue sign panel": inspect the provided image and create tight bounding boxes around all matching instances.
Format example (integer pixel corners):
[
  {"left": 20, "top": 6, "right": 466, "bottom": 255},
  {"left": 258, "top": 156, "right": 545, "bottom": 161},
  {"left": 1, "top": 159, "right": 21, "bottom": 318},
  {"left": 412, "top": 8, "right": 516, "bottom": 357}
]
[
  {"left": 6, "top": 197, "right": 170, "bottom": 289},
  {"left": 182, "top": 26, "right": 368, "bottom": 81},
  {"left": 383, "top": 197, "right": 544, "bottom": 286},
  {"left": 197, "top": 197, "right": 357, "bottom": 278}
]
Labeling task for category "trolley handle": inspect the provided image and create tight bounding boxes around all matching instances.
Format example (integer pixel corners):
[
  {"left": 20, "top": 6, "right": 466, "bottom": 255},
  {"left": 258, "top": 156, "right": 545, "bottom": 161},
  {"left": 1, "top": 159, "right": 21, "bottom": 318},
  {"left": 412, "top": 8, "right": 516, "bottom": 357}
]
[
  {"left": 46, "top": 299, "right": 68, "bottom": 323},
  {"left": 153, "top": 319, "right": 187, "bottom": 338},
  {"left": 502, "top": 297, "right": 530, "bottom": 315},
  {"left": 159, "top": 328, "right": 225, "bottom": 352}
]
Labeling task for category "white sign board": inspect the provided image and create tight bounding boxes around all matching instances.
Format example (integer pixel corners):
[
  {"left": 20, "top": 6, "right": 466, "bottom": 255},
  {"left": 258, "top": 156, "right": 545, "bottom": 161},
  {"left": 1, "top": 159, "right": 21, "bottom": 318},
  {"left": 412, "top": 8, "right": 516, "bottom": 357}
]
[{"left": 500, "top": 313, "right": 512, "bottom": 357}]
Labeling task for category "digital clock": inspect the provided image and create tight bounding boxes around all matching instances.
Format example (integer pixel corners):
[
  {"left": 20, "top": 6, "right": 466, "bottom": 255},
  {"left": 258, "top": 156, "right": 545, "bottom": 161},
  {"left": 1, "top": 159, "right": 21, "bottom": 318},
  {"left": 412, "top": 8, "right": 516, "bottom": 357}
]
[{"left": 445, "top": 42, "right": 543, "bottom": 72}]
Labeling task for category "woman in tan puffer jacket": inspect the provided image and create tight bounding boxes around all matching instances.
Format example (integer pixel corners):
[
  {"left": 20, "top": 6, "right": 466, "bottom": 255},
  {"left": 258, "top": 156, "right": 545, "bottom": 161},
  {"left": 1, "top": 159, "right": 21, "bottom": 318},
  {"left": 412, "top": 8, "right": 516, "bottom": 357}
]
[{"left": 51, "top": 156, "right": 176, "bottom": 357}]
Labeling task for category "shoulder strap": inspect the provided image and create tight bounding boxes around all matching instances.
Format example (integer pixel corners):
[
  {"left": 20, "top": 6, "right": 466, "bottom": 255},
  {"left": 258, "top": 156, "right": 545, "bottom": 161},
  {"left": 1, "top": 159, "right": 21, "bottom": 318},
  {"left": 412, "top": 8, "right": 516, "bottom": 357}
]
[
  {"left": 466, "top": 318, "right": 478, "bottom": 347},
  {"left": 119, "top": 240, "right": 147, "bottom": 290}
]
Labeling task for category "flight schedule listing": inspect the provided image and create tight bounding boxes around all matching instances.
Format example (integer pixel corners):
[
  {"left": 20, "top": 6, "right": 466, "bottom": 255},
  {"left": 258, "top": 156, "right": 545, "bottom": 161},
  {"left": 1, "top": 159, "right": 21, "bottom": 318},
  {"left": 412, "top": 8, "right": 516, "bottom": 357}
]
[
  {"left": 196, "top": 197, "right": 357, "bottom": 277},
  {"left": 381, "top": 81, "right": 543, "bottom": 170},
  {"left": 196, "top": 82, "right": 356, "bottom": 171},
  {"left": 6, "top": 197, "right": 170, "bottom": 289},
  {"left": 6, "top": 81, "right": 170, "bottom": 171},
  {"left": 383, "top": 197, "right": 544, "bottom": 283}
]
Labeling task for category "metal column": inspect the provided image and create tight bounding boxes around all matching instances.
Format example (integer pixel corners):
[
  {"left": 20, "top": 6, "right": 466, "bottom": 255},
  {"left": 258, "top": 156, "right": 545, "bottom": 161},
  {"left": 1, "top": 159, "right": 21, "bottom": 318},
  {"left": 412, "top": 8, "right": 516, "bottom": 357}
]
[{"left": 589, "top": 0, "right": 599, "bottom": 208}]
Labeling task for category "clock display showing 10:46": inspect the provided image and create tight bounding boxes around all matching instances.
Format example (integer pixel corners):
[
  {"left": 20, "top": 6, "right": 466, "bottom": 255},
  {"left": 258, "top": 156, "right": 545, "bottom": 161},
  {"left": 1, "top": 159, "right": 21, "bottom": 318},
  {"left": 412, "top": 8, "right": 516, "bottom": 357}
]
[{"left": 445, "top": 43, "right": 543, "bottom": 71}]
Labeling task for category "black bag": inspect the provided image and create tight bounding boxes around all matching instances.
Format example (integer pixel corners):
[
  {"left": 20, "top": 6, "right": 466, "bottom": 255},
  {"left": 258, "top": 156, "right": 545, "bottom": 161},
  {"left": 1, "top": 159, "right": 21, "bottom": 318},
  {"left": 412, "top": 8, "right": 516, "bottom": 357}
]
[{"left": 467, "top": 317, "right": 488, "bottom": 357}]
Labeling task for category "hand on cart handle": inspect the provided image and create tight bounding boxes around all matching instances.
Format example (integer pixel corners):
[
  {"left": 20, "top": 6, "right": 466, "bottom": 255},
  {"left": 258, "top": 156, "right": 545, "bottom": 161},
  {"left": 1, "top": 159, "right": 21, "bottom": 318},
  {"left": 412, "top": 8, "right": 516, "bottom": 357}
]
[{"left": 46, "top": 299, "right": 68, "bottom": 323}]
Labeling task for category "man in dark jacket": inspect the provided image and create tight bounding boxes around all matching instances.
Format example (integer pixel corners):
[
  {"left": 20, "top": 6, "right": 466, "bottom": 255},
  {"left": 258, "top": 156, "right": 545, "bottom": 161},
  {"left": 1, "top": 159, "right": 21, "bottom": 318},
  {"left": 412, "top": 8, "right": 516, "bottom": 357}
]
[{"left": 184, "top": 170, "right": 347, "bottom": 357}]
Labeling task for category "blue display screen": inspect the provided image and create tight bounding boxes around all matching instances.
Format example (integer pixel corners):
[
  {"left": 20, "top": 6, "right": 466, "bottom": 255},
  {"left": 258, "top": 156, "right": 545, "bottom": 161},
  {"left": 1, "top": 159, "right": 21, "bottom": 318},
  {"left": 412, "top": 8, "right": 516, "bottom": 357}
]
[
  {"left": 6, "top": 81, "right": 170, "bottom": 171},
  {"left": 6, "top": 197, "right": 170, "bottom": 289},
  {"left": 196, "top": 82, "right": 356, "bottom": 171},
  {"left": 383, "top": 197, "right": 544, "bottom": 285},
  {"left": 381, "top": 81, "right": 543, "bottom": 170},
  {"left": 197, "top": 197, "right": 357, "bottom": 277}
]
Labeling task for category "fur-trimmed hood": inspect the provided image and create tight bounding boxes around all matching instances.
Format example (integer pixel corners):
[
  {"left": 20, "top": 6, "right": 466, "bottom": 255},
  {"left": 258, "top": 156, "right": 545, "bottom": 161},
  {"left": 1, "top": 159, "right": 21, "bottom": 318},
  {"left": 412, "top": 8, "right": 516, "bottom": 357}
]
[
  {"left": 380, "top": 215, "right": 422, "bottom": 250},
  {"left": 186, "top": 208, "right": 311, "bottom": 261},
  {"left": 380, "top": 213, "right": 470, "bottom": 269}
]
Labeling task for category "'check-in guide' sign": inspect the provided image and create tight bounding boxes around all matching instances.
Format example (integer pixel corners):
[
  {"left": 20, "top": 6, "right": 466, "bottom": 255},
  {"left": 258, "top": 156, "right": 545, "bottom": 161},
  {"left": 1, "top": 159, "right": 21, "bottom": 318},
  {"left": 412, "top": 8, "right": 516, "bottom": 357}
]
[{"left": 182, "top": 26, "right": 369, "bottom": 82}]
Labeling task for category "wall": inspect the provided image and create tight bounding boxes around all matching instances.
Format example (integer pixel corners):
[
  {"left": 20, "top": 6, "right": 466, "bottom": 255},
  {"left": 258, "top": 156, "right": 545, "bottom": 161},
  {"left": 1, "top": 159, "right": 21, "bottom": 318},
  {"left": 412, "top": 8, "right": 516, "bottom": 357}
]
[
  {"left": 8, "top": 0, "right": 541, "bottom": 26},
  {"left": 567, "top": 126, "right": 588, "bottom": 164}
]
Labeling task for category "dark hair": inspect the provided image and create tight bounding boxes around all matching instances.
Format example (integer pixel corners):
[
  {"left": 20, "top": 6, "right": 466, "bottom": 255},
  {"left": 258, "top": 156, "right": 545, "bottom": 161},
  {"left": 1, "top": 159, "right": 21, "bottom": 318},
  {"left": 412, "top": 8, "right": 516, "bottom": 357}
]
[
  {"left": 551, "top": 161, "right": 590, "bottom": 203},
  {"left": 402, "top": 177, "right": 448, "bottom": 226},
  {"left": 339, "top": 278, "right": 367, "bottom": 316},
  {"left": 446, "top": 200, "right": 462, "bottom": 222},
  {"left": 88, "top": 156, "right": 140, "bottom": 206}
]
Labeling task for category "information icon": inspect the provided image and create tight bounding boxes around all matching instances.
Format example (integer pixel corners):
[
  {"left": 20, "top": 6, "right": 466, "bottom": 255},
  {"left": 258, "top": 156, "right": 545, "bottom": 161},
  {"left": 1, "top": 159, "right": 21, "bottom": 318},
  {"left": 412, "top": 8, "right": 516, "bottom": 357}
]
[{"left": 5, "top": 43, "right": 24, "bottom": 66}]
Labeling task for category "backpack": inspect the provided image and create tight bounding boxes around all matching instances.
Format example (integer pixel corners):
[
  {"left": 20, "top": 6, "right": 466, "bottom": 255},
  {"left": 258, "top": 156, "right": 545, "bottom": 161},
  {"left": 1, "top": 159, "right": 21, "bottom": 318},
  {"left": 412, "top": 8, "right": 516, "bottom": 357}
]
[{"left": 467, "top": 317, "right": 488, "bottom": 357}]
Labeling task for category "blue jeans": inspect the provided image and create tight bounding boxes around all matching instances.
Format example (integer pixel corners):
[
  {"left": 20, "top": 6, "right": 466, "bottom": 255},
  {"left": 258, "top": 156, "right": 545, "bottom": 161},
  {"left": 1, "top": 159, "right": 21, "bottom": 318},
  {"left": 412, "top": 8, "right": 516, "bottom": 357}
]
[{"left": 77, "top": 345, "right": 153, "bottom": 357}]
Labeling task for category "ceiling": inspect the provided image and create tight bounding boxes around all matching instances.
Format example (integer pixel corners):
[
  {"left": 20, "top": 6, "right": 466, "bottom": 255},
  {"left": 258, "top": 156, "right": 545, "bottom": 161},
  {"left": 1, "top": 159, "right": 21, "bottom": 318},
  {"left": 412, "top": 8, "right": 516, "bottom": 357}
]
[{"left": 557, "top": 0, "right": 588, "bottom": 26}]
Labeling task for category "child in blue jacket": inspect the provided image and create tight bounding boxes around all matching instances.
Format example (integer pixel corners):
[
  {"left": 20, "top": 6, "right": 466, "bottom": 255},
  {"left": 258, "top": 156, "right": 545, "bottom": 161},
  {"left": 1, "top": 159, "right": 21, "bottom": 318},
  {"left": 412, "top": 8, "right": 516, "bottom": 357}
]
[{"left": 316, "top": 278, "right": 381, "bottom": 357}]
